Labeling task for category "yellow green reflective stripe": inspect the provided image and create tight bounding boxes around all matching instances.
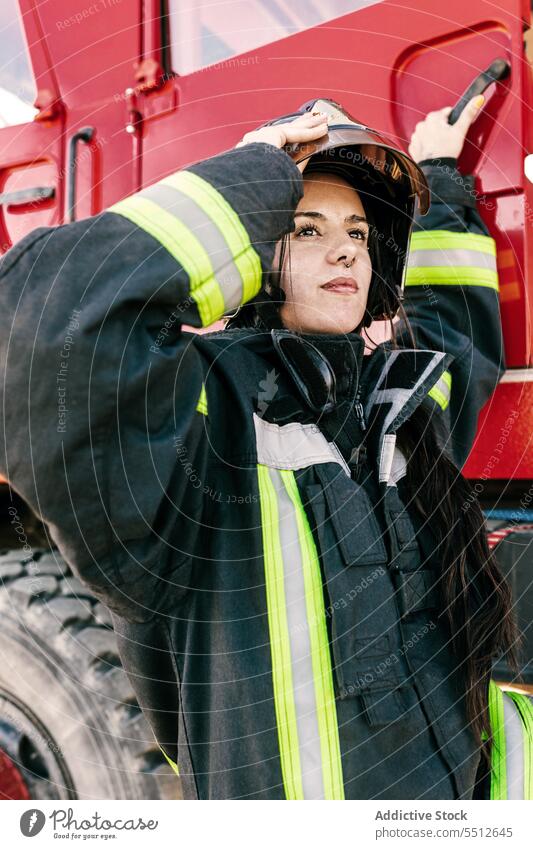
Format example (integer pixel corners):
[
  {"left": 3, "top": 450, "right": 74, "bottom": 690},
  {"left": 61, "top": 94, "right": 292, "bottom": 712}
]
[
  {"left": 409, "top": 230, "right": 496, "bottom": 254},
  {"left": 159, "top": 744, "right": 180, "bottom": 777},
  {"left": 257, "top": 463, "right": 304, "bottom": 800},
  {"left": 406, "top": 230, "right": 498, "bottom": 290},
  {"left": 489, "top": 680, "right": 507, "bottom": 799},
  {"left": 406, "top": 265, "right": 499, "bottom": 290},
  {"left": 108, "top": 195, "right": 224, "bottom": 326},
  {"left": 428, "top": 369, "right": 452, "bottom": 411},
  {"left": 507, "top": 692, "right": 533, "bottom": 799},
  {"left": 162, "top": 170, "right": 262, "bottom": 304},
  {"left": 196, "top": 383, "right": 208, "bottom": 416},
  {"left": 280, "top": 469, "right": 344, "bottom": 800}
]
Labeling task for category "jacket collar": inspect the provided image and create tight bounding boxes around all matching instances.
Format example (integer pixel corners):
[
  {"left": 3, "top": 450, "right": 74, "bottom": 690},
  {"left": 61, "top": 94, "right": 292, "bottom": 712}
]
[
  {"left": 215, "top": 327, "right": 452, "bottom": 463},
  {"left": 362, "top": 344, "right": 453, "bottom": 484},
  {"left": 270, "top": 328, "right": 366, "bottom": 411}
]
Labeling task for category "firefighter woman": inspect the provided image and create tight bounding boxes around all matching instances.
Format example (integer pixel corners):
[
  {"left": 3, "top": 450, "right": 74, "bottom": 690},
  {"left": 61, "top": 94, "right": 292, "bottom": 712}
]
[{"left": 0, "top": 96, "right": 529, "bottom": 800}]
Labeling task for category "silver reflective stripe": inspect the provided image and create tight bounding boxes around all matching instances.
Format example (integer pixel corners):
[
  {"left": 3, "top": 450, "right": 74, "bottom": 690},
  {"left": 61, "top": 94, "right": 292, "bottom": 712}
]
[
  {"left": 254, "top": 413, "right": 350, "bottom": 475},
  {"left": 270, "top": 466, "right": 325, "bottom": 799},
  {"left": 379, "top": 437, "right": 408, "bottom": 486},
  {"left": 141, "top": 183, "right": 242, "bottom": 309},
  {"left": 379, "top": 434, "right": 396, "bottom": 483},
  {"left": 408, "top": 248, "right": 497, "bottom": 271},
  {"left": 389, "top": 445, "right": 407, "bottom": 485},
  {"left": 365, "top": 350, "right": 447, "bottom": 435},
  {"left": 503, "top": 693, "right": 525, "bottom": 799}
]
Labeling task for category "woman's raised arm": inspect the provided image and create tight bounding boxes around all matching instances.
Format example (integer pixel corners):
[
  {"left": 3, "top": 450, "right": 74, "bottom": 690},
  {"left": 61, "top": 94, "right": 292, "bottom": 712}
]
[
  {"left": 0, "top": 141, "right": 304, "bottom": 621},
  {"left": 398, "top": 97, "right": 503, "bottom": 466}
]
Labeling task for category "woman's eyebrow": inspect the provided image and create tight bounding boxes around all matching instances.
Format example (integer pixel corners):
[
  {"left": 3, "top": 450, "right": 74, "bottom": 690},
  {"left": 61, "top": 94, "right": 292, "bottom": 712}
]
[{"left": 294, "top": 211, "right": 368, "bottom": 224}]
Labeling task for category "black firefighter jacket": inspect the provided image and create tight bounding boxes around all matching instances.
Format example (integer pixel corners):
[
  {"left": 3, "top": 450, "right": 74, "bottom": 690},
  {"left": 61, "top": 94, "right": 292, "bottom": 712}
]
[{"left": 0, "top": 142, "right": 505, "bottom": 800}]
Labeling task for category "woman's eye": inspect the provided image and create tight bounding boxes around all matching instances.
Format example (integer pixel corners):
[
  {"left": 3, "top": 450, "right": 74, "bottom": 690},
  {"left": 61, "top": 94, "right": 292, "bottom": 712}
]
[
  {"left": 295, "top": 225, "right": 369, "bottom": 241},
  {"left": 296, "top": 224, "right": 320, "bottom": 237},
  {"left": 350, "top": 228, "right": 369, "bottom": 241}
]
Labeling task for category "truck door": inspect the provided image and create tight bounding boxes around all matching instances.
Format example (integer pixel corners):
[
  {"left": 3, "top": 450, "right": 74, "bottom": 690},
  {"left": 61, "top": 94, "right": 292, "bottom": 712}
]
[
  {"left": 21, "top": 0, "right": 143, "bottom": 221},
  {"left": 0, "top": 0, "right": 64, "bottom": 251},
  {"left": 133, "top": 0, "right": 532, "bottom": 476}
]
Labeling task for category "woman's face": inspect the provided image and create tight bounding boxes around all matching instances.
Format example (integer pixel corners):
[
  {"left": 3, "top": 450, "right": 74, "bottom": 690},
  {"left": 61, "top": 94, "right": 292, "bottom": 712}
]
[{"left": 275, "top": 171, "right": 373, "bottom": 335}]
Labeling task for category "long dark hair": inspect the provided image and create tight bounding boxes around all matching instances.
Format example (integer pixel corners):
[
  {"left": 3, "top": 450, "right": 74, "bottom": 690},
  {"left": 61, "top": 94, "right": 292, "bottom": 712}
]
[
  {"left": 225, "top": 188, "right": 521, "bottom": 764},
  {"left": 394, "top": 392, "right": 520, "bottom": 763}
]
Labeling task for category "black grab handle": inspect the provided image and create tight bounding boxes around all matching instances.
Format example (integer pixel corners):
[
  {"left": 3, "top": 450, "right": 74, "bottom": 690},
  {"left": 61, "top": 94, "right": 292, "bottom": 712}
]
[
  {"left": 67, "top": 126, "right": 95, "bottom": 222},
  {"left": 447, "top": 58, "right": 511, "bottom": 125}
]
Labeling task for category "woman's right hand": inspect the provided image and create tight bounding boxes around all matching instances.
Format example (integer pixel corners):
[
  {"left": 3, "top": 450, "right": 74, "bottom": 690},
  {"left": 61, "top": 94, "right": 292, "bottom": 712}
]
[{"left": 235, "top": 112, "right": 329, "bottom": 172}]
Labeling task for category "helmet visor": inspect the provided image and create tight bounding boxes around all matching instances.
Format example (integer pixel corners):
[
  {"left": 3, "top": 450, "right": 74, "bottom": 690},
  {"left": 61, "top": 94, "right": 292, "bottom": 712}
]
[{"left": 265, "top": 98, "right": 429, "bottom": 215}]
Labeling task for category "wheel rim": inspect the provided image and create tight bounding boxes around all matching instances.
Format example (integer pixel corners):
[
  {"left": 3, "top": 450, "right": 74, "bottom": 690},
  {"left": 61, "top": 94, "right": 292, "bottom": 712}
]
[{"left": 0, "top": 692, "right": 75, "bottom": 799}]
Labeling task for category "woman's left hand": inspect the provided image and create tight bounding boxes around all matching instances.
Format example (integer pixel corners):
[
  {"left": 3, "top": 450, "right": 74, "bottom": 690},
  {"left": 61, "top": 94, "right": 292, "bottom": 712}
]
[{"left": 408, "top": 94, "right": 485, "bottom": 162}]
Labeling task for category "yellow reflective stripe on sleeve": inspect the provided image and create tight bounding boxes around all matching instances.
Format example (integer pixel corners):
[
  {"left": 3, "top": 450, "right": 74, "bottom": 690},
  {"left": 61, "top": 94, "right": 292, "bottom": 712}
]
[
  {"left": 489, "top": 681, "right": 507, "bottom": 799},
  {"left": 257, "top": 463, "right": 305, "bottom": 800},
  {"left": 428, "top": 369, "right": 452, "bottom": 411},
  {"left": 162, "top": 170, "right": 262, "bottom": 305},
  {"left": 409, "top": 230, "right": 497, "bottom": 254},
  {"left": 108, "top": 195, "right": 224, "bottom": 326},
  {"left": 195, "top": 383, "right": 208, "bottom": 416},
  {"left": 406, "top": 265, "right": 499, "bottom": 290},
  {"left": 159, "top": 744, "right": 180, "bottom": 777},
  {"left": 280, "top": 469, "right": 345, "bottom": 800},
  {"left": 406, "top": 230, "right": 498, "bottom": 290}
]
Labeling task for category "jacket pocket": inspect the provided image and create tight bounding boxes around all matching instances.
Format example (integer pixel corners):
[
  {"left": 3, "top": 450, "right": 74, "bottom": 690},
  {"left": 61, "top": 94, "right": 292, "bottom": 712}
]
[
  {"left": 360, "top": 682, "right": 426, "bottom": 728},
  {"left": 314, "top": 465, "right": 388, "bottom": 566},
  {"left": 304, "top": 479, "right": 408, "bottom": 703}
]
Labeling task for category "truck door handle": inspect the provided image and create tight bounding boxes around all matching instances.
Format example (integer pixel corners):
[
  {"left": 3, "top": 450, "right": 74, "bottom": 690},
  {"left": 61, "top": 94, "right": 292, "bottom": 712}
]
[
  {"left": 448, "top": 58, "right": 511, "bottom": 125},
  {"left": 67, "top": 126, "right": 95, "bottom": 222},
  {"left": 0, "top": 186, "right": 55, "bottom": 207}
]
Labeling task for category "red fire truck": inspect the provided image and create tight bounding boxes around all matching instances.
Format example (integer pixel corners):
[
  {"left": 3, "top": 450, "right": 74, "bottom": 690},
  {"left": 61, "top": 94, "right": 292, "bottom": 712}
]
[{"left": 0, "top": 0, "right": 531, "bottom": 800}]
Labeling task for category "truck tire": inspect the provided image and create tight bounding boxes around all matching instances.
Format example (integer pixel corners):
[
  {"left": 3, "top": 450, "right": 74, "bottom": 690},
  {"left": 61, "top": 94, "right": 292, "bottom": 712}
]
[{"left": 0, "top": 548, "right": 182, "bottom": 800}]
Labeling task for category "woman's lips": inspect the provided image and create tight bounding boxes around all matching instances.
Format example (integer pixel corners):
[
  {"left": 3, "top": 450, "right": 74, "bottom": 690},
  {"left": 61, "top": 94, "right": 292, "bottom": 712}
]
[{"left": 320, "top": 276, "right": 359, "bottom": 294}]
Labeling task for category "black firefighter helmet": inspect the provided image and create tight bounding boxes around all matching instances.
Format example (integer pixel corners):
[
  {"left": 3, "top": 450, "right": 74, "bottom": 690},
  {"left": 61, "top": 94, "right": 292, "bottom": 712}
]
[{"left": 225, "top": 97, "right": 430, "bottom": 331}]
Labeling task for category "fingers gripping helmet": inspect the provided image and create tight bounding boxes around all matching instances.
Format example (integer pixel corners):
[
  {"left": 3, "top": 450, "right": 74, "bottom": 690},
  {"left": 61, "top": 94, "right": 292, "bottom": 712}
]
[{"left": 226, "top": 97, "right": 430, "bottom": 330}]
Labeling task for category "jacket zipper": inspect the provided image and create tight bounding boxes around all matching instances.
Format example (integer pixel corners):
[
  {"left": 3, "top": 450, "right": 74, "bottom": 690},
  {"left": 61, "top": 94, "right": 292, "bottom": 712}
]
[
  {"left": 348, "top": 383, "right": 368, "bottom": 481},
  {"left": 354, "top": 383, "right": 367, "bottom": 432}
]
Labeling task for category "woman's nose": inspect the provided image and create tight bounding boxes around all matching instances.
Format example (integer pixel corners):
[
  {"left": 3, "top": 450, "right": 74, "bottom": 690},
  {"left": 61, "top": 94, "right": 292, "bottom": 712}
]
[{"left": 325, "top": 237, "right": 358, "bottom": 267}]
